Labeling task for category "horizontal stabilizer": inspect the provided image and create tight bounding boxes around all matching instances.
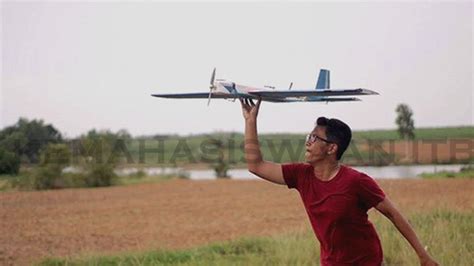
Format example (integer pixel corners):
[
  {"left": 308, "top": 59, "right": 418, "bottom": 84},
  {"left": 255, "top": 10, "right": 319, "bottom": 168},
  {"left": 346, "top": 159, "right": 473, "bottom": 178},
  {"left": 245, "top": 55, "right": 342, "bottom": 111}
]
[{"left": 308, "top": 97, "right": 361, "bottom": 102}]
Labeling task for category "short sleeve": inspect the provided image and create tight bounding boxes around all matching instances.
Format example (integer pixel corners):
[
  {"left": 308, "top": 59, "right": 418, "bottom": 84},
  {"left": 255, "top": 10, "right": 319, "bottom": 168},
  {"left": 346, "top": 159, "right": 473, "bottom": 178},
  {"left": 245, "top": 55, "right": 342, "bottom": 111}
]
[
  {"left": 357, "top": 173, "right": 386, "bottom": 209},
  {"left": 282, "top": 163, "right": 306, "bottom": 190}
]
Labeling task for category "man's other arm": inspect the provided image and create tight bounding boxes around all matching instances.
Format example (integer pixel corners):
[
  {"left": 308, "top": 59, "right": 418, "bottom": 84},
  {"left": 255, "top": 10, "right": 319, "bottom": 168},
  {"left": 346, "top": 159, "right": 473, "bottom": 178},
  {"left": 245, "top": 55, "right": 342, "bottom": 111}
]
[{"left": 376, "top": 198, "right": 439, "bottom": 266}]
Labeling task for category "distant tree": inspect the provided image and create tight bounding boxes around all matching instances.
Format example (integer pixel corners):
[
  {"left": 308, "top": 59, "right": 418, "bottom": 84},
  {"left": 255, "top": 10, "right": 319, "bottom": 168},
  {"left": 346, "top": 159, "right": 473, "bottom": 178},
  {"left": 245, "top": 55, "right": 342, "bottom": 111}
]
[
  {"left": 40, "top": 143, "right": 71, "bottom": 170},
  {"left": 212, "top": 138, "right": 230, "bottom": 178},
  {"left": 76, "top": 129, "right": 132, "bottom": 164},
  {"left": 72, "top": 129, "right": 132, "bottom": 187},
  {"left": 200, "top": 137, "right": 230, "bottom": 178},
  {"left": 395, "top": 104, "right": 415, "bottom": 140},
  {"left": 0, "top": 132, "right": 27, "bottom": 159},
  {"left": 0, "top": 118, "right": 63, "bottom": 164},
  {"left": 395, "top": 104, "right": 416, "bottom": 162}
]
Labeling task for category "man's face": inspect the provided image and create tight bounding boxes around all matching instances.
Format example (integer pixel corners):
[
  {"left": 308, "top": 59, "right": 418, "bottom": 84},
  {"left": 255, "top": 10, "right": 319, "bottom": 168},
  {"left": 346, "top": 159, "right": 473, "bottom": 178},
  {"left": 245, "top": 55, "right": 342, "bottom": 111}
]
[{"left": 305, "top": 126, "right": 335, "bottom": 163}]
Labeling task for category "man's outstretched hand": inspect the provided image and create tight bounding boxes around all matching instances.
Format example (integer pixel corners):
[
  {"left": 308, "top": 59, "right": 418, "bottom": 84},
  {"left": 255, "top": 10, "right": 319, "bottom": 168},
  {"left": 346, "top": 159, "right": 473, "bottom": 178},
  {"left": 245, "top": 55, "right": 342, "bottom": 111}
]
[
  {"left": 240, "top": 98, "right": 261, "bottom": 121},
  {"left": 419, "top": 254, "right": 439, "bottom": 266}
]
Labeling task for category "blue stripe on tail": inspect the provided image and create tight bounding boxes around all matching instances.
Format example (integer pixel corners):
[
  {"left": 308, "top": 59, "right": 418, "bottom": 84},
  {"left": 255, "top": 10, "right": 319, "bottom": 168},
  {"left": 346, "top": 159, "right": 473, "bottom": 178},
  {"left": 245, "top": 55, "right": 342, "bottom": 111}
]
[{"left": 315, "top": 69, "right": 330, "bottom": 90}]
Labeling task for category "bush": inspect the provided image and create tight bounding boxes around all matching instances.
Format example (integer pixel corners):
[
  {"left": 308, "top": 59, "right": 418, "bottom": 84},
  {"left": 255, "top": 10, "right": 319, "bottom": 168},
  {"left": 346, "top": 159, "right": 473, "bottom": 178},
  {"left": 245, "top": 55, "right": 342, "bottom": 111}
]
[
  {"left": 29, "top": 144, "right": 71, "bottom": 189},
  {"left": 33, "top": 166, "right": 62, "bottom": 189},
  {"left": 214, "top": 160, "right": 230, "bottom": 178},
  {"left": 129, "top": 169, "right": 146, "bottom": 179},
  {"left": 73, "top": 129, "right": 125, "bottom": 187},
  {"left": 0, "top": 147, "right": 20, "bottom": 175},
  {"left": 176, "top": 169, "right": 190, "bottom": 179},
  {"left": 84, "top": 163, "right": 117, "bottom": 187},
  {"left": 8, "top": 173, "right": 36, "bottom": 190}
]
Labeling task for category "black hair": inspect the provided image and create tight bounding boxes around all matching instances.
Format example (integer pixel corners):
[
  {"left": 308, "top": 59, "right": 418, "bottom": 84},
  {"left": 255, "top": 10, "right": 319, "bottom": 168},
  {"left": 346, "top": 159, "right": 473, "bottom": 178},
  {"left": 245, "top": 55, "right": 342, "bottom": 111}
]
[{"left": 316, "top": 117, "right": 352, "bottom": 160}]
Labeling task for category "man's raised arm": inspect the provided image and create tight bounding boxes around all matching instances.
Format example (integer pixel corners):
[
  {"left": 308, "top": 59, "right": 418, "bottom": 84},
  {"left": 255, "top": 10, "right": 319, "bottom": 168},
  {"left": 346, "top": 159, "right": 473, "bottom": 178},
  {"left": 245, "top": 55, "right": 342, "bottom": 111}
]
[{"left": 240, "top": 98, "right": 286, "bottom": 185}]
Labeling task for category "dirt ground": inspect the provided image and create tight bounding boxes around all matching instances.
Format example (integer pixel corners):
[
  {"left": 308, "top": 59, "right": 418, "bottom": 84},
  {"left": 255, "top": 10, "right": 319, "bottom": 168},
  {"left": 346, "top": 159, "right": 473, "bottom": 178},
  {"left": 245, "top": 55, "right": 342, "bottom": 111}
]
[{"left": 1, "top": 178, "right": 473, "bottom": 265}]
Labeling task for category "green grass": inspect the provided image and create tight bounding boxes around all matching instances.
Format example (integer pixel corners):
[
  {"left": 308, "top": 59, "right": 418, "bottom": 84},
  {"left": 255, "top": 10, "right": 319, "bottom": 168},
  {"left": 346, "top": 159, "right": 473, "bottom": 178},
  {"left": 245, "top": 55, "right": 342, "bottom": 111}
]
[
  {"left": 38, "top": 210, "right": 473, "bottom": 266},
  {"left": 115, "top": 173, "right": 188, "bottom": 186},
  {"left": 0, "top": 173, "right": 34, "bottom": 191},
  {"left": 420, "top": 165, "right": 474, "bottom": 179},
  {"left": 375, "top": 210, "right": 474, "bottom": 266},
  {"left": 353, "top": 126, "right": 474, "bottom": 140},
  {"left": 39, "top": 232, "right": 318, "bottom": 266}
]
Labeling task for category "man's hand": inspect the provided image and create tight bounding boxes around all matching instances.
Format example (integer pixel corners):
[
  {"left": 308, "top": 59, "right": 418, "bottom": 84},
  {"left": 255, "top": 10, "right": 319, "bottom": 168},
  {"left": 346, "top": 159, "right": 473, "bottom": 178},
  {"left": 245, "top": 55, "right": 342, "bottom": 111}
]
[
  {"left": 376, "top": 198, "right": 439, "bottom": 266},
  {"left": 240, "top": 98, "right": 261, "bottom": 121},
  {"left": 419, "top": 254, "right": 439, "bottom": 266}
]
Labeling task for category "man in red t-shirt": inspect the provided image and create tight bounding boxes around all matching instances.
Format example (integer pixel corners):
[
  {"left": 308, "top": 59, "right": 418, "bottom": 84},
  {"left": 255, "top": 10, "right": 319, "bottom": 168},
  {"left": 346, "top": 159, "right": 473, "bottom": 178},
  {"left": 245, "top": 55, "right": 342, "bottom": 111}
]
[{"left": 240, "top": 98, "right": 438, "bottom": 266}]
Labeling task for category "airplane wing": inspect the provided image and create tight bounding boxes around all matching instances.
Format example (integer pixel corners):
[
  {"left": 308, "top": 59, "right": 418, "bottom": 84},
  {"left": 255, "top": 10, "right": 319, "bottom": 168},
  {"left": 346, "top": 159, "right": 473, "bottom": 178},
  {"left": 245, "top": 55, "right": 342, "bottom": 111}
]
[
  {"left": 248, "top": 88, "right": 378, "bottom": 98},
  {"left": 151, "top": 92, "right": 247, "bottom": 99},
  {"left": 151, "top": 93, "right": 363, "bottom": 102}
]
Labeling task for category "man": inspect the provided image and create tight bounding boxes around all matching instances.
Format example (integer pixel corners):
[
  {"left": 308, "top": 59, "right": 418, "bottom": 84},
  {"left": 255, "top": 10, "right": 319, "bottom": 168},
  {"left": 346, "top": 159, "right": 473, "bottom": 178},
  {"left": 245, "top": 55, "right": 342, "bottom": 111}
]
[{"left": 240, "top": 98, "right": 438, "bottom": 266}]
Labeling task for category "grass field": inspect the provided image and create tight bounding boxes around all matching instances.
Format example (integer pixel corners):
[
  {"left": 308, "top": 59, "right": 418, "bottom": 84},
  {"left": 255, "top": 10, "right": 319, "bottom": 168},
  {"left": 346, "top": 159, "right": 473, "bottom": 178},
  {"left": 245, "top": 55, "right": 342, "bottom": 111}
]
[
  {"left": 40, "top": 210, "right": 473, "bottom": 266},
  {"left": 1, "top": 178, "right": 471, "bottom": 265},
  {"left": 352, "top": 126, "right": 474, "bottom": 140}
]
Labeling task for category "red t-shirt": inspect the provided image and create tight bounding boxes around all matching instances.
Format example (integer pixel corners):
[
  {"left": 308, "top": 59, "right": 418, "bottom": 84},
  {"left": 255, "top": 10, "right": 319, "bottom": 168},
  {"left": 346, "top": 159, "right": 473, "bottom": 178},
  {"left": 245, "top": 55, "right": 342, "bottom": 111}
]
[{"left": 282, "top": 163, "right": 385, "bottom": 266}]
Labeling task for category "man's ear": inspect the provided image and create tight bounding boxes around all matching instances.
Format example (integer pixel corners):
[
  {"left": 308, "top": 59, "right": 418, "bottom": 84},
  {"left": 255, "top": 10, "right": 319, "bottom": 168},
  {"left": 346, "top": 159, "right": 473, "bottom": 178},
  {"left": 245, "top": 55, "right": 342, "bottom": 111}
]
[{"left": 329, "top": 143, "right": 338, "bottom": 155}]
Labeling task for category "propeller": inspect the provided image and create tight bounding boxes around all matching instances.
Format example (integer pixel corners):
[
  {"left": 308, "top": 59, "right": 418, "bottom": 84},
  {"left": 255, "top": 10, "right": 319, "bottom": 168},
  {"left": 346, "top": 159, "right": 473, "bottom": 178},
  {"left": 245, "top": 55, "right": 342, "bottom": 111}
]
[
  {"left": 207, "top": 67, "right": 216, "bottom": 106},
  {"left": 289, "top": 82, "right": 293, "bottom": 90}
]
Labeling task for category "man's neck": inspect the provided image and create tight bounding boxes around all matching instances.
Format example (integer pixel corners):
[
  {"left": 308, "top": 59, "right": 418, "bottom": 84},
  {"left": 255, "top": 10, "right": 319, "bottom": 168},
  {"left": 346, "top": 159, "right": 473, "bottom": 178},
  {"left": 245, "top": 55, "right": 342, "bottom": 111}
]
[{"left": 312, "top": 160, "right": 341, "bottom": 181}]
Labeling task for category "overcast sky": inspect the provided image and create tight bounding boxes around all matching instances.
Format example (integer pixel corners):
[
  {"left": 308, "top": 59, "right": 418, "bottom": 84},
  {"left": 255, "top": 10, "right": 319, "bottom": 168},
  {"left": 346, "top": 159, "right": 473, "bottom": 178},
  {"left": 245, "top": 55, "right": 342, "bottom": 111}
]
[{"left": 2, "top": 1, "right": 472, "bottom": 137}]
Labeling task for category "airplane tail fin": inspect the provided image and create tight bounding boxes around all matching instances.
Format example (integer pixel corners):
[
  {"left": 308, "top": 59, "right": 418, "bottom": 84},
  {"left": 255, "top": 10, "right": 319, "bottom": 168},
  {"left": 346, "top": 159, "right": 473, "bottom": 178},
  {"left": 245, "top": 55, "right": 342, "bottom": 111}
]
[{"left": 315, "top": 69, "right": 330, "bottom": 90}]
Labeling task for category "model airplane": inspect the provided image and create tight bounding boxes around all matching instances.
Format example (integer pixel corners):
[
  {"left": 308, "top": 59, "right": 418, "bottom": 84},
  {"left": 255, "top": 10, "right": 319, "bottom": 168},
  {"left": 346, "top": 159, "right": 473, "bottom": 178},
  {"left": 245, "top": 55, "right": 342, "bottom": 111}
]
[{"left": 151, "top": 68, "right": 378, "bottom": 105}]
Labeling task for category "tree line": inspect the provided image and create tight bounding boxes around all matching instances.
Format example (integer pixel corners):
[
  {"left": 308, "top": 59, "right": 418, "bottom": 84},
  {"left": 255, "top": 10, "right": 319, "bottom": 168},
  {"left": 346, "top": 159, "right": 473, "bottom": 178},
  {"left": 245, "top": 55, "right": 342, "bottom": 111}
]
[{"left": 0, "top": 118, "right": 132, "bottom": 189}]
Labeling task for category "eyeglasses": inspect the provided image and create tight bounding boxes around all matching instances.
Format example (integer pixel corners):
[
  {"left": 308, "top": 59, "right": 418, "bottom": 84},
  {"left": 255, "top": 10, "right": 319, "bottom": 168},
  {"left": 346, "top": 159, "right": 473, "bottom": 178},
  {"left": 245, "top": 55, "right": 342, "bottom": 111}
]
[{"left": 306, "top": 133, "right": 333, "bottom": 144}]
